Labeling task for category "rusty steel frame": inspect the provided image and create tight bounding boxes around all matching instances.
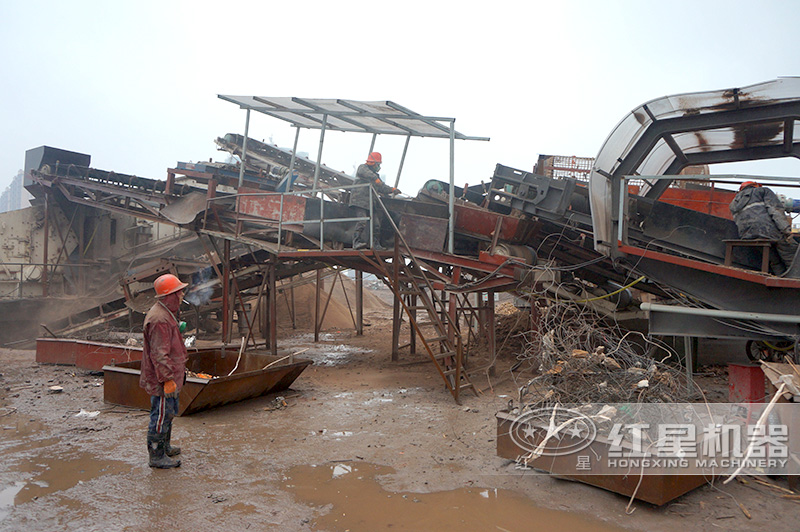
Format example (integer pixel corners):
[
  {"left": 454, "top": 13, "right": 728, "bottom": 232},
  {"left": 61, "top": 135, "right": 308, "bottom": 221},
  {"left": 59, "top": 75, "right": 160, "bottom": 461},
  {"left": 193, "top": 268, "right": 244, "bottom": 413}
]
[{"left": 27, "top": 144, "right": 525, "bottom": 405}]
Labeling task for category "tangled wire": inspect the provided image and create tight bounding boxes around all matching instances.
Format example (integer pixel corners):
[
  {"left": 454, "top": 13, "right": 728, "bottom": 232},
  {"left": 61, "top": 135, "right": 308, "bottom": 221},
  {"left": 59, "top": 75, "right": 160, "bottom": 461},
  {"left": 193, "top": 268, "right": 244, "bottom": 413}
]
[{"left": 515, "top": 296, "right": 691, "bottom": 408}]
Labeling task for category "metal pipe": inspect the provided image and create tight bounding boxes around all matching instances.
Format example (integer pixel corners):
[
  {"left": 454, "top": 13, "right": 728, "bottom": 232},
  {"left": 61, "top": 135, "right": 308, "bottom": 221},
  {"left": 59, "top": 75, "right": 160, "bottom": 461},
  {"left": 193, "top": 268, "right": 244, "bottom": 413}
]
[
  {"left": 368, "top": 133, "right": 377, "bottom": 154},
  {"left": 237, "top": 108, "right": 251, "bottom": 189},
  {"left": 312, "top": 113, "right": 328, "bottom": 191},
  {"left": 640, "top": 302, "right": 800, "bottom": 324},
  {"left": 288, "top": 126, "right": 300, "bottom": 190},
  {"left": 394, "top": 134, "right": 410, "bottom": 189},
  {"left": 448, "top": 119, "right": 455, "bottom": 254}
]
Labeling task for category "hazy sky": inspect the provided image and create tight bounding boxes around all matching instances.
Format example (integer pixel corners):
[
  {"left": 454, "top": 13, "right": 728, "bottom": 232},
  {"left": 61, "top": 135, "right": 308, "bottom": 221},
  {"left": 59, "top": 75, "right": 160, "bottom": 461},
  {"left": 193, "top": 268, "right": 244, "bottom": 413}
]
[{"left": 2, "top": 1, "right": 799, "bottom": 196}]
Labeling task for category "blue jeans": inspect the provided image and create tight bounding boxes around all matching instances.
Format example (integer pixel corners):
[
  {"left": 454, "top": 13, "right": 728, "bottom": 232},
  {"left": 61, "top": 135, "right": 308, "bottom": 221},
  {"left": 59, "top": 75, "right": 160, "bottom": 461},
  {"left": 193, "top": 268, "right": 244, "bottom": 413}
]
[{"left": 148, "top": 395, "right": 179, "bottom": 434}]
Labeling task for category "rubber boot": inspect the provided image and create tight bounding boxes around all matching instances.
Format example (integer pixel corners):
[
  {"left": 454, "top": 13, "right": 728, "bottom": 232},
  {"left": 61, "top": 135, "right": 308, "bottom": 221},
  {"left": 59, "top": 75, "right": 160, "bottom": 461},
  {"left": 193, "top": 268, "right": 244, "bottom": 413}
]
[
  {"left": 352, "top": 230, "right": 368, "bottom": 250},
  {"left": 148, "top": 432, "right": 181, "bottom": 469},
  {"left": 165, "top": 426, "right": 181, "bottom": 457}
]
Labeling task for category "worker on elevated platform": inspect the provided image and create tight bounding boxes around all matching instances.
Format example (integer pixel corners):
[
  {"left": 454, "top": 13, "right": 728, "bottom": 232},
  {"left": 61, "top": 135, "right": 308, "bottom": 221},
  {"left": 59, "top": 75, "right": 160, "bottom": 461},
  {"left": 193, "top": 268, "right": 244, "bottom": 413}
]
[
  {"left": 140, "top": 273, "right": 189, "bottom": 469},
  {"left": 730, "top": 181, "right": 798, "bottom": 275},
  {"left": 351, "top": 151, "right": 400, "bottom": 250}
]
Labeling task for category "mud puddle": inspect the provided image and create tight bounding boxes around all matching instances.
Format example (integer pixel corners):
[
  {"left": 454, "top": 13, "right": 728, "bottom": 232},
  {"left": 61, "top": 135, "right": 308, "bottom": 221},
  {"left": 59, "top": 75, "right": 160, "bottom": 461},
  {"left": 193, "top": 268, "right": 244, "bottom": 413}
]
[
  {"left": 0, "top": 446, "right": 132, "bottom": 521},
  {"left": 280, "top": 334, "right": 372, "bottom": 366},
  {"left": 283, "top": 461, "right": 626, "bottom": 531}
]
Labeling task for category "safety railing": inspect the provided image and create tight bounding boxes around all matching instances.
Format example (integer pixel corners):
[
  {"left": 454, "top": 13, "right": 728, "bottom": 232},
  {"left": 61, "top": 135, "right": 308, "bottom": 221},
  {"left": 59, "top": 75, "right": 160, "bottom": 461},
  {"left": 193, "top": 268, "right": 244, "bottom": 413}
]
[{"left": 0, "top": 261, "right": 93, "bottom": 299}]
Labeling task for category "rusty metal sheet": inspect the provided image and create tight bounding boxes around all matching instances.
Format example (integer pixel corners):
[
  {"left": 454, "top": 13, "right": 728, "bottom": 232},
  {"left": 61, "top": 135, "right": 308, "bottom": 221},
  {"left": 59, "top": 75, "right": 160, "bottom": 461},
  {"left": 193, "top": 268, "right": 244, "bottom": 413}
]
[
  {"left": 36, "top": 338, "right": 143, "bottom": 371},
  {"left": 496, "top": 411, "right": 709, "bottom": 506},
  {"left": 237, "top": 187, "right": 306, "bottom": 222},
  {"left": 103, "top": 349, "right": 312, "bottom": 415},
  {"left": 160, "top": 192, "right": 208, "bottom": 224},
  {"left": 454, "top": 205, "right": 532, "bottom": 243},
  {"left": 398, "top": 213, "right": 447, "bottom": 252}
]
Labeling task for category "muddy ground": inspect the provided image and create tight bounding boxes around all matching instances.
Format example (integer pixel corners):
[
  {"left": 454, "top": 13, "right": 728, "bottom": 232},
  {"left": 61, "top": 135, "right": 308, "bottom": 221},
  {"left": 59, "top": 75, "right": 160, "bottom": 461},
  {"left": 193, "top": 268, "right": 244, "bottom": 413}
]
[{"left": 0, "top": 298, "right": 798, "bottom": 531}]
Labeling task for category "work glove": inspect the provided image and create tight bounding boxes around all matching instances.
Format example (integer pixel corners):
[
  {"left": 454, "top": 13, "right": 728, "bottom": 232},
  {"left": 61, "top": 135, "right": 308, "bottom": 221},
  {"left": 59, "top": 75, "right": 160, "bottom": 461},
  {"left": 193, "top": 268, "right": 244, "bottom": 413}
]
[
  {"left": 391, "top": 188, "right": 400, "bottom": 196},
  {"left": 163, "top": 379, "right": 179, "bottom": 399}
]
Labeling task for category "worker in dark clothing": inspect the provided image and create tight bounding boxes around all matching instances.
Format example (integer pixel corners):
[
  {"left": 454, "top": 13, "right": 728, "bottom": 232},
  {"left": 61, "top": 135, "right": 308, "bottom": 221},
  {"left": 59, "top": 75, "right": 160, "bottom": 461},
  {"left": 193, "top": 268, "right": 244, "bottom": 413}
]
[
  {"left": 350, "top": 152, "right": 400, "bottom": 250},
  {"left": 140, "top": 273, "right": 189, "bottom": 469},
  {"left": 729, "top": 181, "right": 798, "bottom": 275}
]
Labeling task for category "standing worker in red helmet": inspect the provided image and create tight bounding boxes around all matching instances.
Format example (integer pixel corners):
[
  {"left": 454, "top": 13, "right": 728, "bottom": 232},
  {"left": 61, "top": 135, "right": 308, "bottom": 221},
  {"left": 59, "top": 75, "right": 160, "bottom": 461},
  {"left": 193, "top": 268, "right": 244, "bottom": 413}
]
[
  {"left": 730, "top": 181, "right": 798, "bottom": 275},
  {"left": 350, "top": 151, "right": 400, "bottom": 250},
  {"left": 140, "top": 273, "right": 189, "bottom": 468}
]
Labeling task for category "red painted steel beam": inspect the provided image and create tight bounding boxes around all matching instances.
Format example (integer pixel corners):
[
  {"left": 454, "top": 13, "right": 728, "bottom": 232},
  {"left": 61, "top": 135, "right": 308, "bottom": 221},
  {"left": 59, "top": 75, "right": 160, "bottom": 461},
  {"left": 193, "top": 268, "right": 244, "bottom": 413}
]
[{"left": 619, "top": 244, "right": 800, "bottom": 288}]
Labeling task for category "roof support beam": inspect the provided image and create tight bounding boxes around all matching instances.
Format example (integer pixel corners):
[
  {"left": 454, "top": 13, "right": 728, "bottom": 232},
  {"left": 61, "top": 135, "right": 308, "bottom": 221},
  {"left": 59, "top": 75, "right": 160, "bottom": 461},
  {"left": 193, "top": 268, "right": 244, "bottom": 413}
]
[
  {"left": 337, "top": 100, "right": 416, "bottom": 135},
  {"left": 395, "top": 135, "right": 411, "bottom": 189},
  {"left": 448, "top": 120, "right": 456, "bottom": 255},
  {"left": 293, "top": 97, "right": 383, "bottom": 135},
  {"left": 785, "top": 119, "right": 795, "bottom": 154},
  {"left": 625, "top": 101, "right": 800, "bottom": 200},
  {"left": 237, "top": 108, "right": 251, "bottom": 189},
  {"left": 664, "top": 142, "right": 800, "bottom": 175},
  {"left": 312, "top": 114, "right": 328, "bottom": 191}
]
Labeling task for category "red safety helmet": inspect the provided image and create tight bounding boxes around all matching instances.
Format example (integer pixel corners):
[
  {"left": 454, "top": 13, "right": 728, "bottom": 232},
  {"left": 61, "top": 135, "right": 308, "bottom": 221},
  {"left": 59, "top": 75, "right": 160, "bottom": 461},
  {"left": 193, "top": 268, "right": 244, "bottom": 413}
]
[
  {"left": 366, "top": 152, "right": 382, "bottom": 165},
  {"left": 154, "top": 274, "right": 188, "bottom": 298},
  {"left": 740, "top": 181, "right": 761, "bottom": 191}
]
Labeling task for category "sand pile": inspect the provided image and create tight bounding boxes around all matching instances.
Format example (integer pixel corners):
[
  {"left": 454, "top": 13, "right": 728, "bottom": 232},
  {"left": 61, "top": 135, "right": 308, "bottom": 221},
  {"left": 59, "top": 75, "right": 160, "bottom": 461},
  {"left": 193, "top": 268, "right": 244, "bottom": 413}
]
[
  {"left": 468, "top": 302, "right": 532, "bottom": 360},
  {"left": 276, "top": 275, "right": 389, "bottom": 331}
]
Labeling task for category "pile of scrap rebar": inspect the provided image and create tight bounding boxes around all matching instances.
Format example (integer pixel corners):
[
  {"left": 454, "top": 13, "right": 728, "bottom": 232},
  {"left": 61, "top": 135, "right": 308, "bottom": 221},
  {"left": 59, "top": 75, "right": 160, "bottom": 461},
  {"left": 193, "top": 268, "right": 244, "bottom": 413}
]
[{"left": 516, "top": 299, "right": 691, "bottom": 406}]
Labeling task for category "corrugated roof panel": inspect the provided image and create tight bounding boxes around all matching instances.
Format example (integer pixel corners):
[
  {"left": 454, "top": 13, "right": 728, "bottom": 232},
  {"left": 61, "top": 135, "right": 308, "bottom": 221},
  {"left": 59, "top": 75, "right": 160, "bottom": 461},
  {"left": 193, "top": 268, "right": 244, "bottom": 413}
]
[{"left": 218, "top": 95, "right": 489, "bottom": 140}]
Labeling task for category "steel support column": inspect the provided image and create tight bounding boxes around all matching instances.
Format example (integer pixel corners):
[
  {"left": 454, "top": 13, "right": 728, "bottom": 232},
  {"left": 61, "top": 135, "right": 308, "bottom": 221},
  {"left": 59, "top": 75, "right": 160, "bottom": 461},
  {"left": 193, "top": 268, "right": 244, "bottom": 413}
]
[
  {"left": 237, "top": 108, "right": 251, "bottom": 189},
  {"left": 394, "top": 134, "right": 411, "bottom": 189},
  {"left": 312, "top": 114, "right": 328, "bottom": 191},
  {"left": 42, "top": 192, "right": 49, "bottom": 297},
  {"left": 288, "top": 126, "right": 301, "bottom": 189},
  {"left": 269, "top": 262, "right": 277, "bottom": 355},
  {"left": 290, "top": 284, "right": 296, "bottom": 329},
  {"left": 448, "top": 266, "right": 461, "bottom": 345},
  {"left": 222, "top": 239, "right": 231, "bottom": 344},
  {"left": 409, "top": 293, "right": 417, "bottom": 355},
  {"left": 259, "top": 276, "right": 268, "bottom": 341},
  {"left": 314, "top": 269, "right": 322, "bottom": 342},
  {"left": 448, "top": 119, "right": 456, "bottom": 254},
  {"left": 355, "top": 270, "right": 363, "bottom": 336},
  {"left": 487, "top": 290, "right": 496, "bottom": 376},
  {"left": 391, "top": 240, "right": 401, "bottom": 361}
]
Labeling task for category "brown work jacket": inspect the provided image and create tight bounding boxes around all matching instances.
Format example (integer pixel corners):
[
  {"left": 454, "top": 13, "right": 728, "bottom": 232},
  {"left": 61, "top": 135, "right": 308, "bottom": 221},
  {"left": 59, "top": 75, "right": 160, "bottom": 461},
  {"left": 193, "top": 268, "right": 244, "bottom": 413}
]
[{"left": 139, "top": 300, "right": 188, "bottom": 396}]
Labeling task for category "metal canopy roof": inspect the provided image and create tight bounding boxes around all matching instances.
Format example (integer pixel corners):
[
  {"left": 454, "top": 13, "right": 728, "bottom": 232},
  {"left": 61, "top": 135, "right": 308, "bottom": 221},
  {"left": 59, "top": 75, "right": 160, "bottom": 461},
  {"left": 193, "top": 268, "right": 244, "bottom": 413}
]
[
  {"left": 217, "top": 96, "right": 490, "bottom": 141},
  {"left": 589, "top": 77, "right": 800, "bottom": 257}
]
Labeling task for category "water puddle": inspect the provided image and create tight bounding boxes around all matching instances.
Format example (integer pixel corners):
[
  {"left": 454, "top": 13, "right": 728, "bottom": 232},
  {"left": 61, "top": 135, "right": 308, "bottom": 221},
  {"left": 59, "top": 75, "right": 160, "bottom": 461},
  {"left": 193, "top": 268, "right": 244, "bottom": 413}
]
[
  {"left": 0, "top": 449, "right": 132, "bottom": 520},
  {"left": 0, "top": 482, "right": 25, "bottom": 521},
  {"left": 283, "top": 462, "right": 627, "bottom": 532},
  {"left": 0, "top": 415, "right": 46, "bottom": 448},
  {"left": 280, "top": 334, "right": 372, "bottom": 366},
  {"left": 307, "top": 345, "right": 372, "bottom": 367},
  {"left": 311, "top": 429, "right": 356, "bottom": 441}
]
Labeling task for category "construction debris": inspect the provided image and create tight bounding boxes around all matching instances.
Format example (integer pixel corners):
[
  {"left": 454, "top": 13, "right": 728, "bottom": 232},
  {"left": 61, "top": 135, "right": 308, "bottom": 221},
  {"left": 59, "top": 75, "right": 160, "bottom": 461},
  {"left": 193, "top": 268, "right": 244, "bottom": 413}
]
[{"left": 515, "top": 299, "right": 691, "bottom": 407}]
